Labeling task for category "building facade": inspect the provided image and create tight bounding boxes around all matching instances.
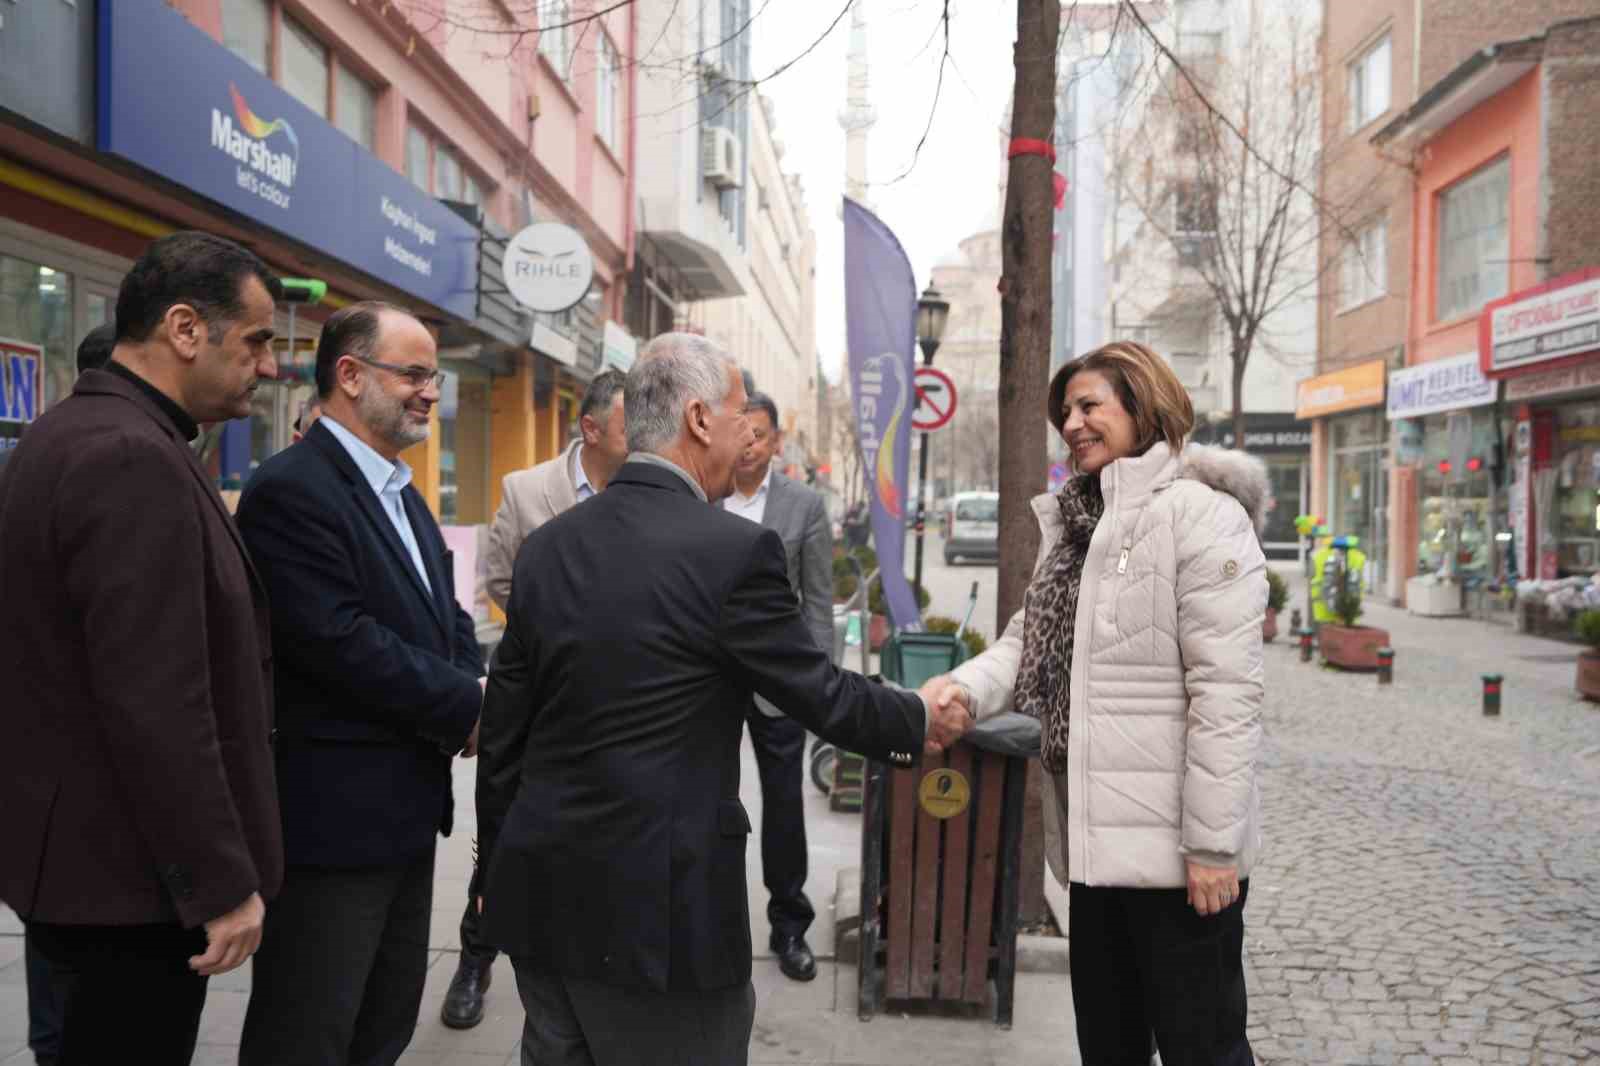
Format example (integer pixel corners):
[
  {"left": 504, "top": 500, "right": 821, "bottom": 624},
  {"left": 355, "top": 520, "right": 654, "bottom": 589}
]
[
  {"left": 1314, "top": 0, "right": 1600, "bottom": 603},
  {"left": 0, "top": 0, "right": 637, "bottom": 631}
]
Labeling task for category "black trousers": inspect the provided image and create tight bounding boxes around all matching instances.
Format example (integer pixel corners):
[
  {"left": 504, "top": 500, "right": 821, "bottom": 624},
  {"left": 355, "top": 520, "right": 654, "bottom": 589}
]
[
  {"left": 459, "top": 857, "right": 498, "bottom": 967},
  {"left": 25, "top": 927, "right": 67, "bottom": 1063},
  {"left": 1068, "top": 881, "right": 1254, "bottom": 1066},
  {"left": 745, "top": 707, "right": 814, "bottom": 941},
  {"left": 25, "top": 920, "right": 209, "bottom": 1066},
  {"left": 511, "top": 962, "right": 756, "bottom": 1066},
  {"left": 239, "top": 847, "right": 435, "bottom": 1066}
]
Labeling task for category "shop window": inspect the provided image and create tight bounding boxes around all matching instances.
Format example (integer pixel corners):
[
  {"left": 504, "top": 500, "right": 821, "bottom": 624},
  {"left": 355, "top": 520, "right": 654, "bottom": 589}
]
[
  {"left": 597, "top": 32, "right": 620, "bottom": 151},
  {"left": 282, "top": 17, "right": 330, "bottom": 119},
  {"left": 539, "top": 0, "right": 572, "bottom": 81},
  {"left": 1340, "top": 218, "right": 1387, "bottom": 310},
  {"left": 406, "top": 124, "right": 431, "bottom": 191},
  {"left": 1436, "top": 157, "right": 1509, "bottom": 323},
  {"left": 438, "top": 362, "right": 493, "bottom": 526},
  {"left": 407, "top": 123, "right": 485, "bottom": 205},
  {"left": 1348, "top": 34, "right": 1391, "bottom": 131},
  {"left": 221, "top": 0, "right": 271, "bottom": 75},
  {"left": 0, "top": 257, "right": 72, "bottom": 436},
  {"left": 335, "top": 66, "right": 377, "bottom": 151}
]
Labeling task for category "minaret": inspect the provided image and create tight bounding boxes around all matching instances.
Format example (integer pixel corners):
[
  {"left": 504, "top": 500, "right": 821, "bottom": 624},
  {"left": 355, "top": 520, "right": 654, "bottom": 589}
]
[{"left": 838, "top": 1, "right": 875, "bottom": 208}]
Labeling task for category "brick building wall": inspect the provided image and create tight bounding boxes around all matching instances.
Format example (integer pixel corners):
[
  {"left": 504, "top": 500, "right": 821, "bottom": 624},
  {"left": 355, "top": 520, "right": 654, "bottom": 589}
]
[{"left": 1543, "top": 17, "right": 1600, "bottom": 279}]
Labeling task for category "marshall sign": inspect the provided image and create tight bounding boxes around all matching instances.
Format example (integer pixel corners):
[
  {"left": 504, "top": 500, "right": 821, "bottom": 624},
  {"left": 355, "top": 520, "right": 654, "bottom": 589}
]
[{"left": 1482, "top": 269, "right": 1600, "bottom": 376}]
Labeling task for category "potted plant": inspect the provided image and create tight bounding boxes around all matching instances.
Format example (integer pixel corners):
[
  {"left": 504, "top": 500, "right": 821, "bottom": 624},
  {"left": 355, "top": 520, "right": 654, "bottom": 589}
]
[
  {"left": 1319, "top": 584, "right": 1392, "bottom": 671},
  {"left": 922, "top": 614, "right": 990, "bottom": 661},
  {"left": 1574, "top": 610, "right": 1600, "bottom": 702},
  {"left": 1264, "top": 570, "right": 1289, "bottom": 643}
]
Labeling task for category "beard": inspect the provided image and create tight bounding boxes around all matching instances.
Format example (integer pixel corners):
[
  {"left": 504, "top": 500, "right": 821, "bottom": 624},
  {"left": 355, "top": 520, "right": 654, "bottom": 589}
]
[{"left": 357, "top": 383, "right": 430, "bottom": 450}]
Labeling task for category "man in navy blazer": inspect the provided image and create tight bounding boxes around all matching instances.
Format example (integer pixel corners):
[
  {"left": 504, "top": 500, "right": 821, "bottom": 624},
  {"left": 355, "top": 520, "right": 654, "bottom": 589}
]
[{"left": 235, "top": 302, "right": 484, "bottom": 1066}]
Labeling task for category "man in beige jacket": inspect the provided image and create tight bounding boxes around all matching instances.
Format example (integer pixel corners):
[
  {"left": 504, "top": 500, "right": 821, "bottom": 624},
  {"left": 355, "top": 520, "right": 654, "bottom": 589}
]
[{"left": 442, "top": 367, "right": 626, "bottom": 1029}]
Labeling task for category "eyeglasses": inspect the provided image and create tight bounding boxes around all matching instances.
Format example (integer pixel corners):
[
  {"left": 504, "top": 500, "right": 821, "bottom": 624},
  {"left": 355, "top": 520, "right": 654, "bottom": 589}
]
[{"left": 351, "top": 355, "right": 445, "bottom": 390}]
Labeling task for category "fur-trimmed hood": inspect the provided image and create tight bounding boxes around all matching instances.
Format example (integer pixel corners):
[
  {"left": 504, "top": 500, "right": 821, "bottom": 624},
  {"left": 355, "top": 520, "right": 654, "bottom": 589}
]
[{"left": 1177, "top": 443, "right": 1272, "bottom": 536}]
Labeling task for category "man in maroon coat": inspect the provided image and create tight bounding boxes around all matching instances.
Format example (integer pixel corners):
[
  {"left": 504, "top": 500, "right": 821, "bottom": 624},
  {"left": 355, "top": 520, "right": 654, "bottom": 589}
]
[{"left": 0, "top": 231, "right": 285, "bottom": 1064}]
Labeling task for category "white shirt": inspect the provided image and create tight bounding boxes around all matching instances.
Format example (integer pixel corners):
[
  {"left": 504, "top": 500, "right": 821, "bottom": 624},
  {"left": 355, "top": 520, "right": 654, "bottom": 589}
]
[
  {"left": 321, "top": 415, "right": 432, "bottom": 593},
  {"left": 723, "top": 466, "right": 772, "bottom": 525},
  {"left": 572, "top": 443, "right": 596, "bottom": 503}
]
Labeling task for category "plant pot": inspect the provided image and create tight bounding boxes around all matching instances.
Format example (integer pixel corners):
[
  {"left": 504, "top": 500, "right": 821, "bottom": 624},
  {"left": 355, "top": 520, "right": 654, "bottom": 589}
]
[
  {"left": 1263, "top": 607, "right": 1280, "bottom": 644},
  {"left": 1319, "top": 623, "right": 1391, "bottom": 671},
  {"left": 1577, "top": 649, "right": 1600, "bottom": 702},
  {"left": 868, "top": 613, "right": 890, "bottom": 653}
]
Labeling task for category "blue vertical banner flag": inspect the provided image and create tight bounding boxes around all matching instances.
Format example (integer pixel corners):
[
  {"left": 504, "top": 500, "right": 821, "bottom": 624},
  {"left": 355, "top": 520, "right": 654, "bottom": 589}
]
[{"left": 843, "top": 198, "right": 921, "bottom": 631}]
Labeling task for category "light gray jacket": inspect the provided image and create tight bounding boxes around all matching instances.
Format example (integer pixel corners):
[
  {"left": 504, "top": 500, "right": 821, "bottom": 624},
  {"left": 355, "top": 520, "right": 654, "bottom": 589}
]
[
  {"left": 747, "top": 470, "right": 835, "bottom": 717},
  {"left": 951, "top": 443, "right": 1269, "bottom": 888},
  {"left": 486, "top": 440, "right": 582, "bottom": 612}
]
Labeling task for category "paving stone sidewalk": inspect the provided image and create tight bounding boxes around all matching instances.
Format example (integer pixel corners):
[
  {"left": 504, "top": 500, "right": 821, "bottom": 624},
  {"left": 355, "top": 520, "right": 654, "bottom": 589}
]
[{"left": 1245, "top": 572, "right": 1600, "bottom": 1065}]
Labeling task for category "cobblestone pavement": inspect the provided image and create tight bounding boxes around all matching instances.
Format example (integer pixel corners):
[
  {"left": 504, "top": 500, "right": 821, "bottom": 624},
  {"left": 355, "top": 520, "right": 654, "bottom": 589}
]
[{"left": 1247, "top": 576, "right": 1600, "bottom": 1065}]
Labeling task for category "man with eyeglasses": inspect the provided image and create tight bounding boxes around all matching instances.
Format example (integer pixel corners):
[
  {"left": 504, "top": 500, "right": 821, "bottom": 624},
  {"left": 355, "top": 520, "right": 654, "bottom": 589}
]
[{"left": 235, "top": 301, "right": 486, "bottom": 1066}]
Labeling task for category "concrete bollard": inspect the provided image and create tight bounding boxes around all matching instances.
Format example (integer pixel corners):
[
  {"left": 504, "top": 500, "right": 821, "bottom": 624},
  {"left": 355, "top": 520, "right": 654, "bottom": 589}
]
[
  {"left": 1298, "top": 628, "right": 1315, "bottom": 663},
  {"left": 1482, "top": 674, "right": 1503, "bottom": 716},
  {"left": 1376, "top": 647, "right": 1394, "bottom": 685}
]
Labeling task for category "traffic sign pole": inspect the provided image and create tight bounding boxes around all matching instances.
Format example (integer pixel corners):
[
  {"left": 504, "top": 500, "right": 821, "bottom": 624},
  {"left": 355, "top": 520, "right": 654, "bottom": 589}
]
[{"left": 913, "top": 352, "right": 933, "bottom": 611}]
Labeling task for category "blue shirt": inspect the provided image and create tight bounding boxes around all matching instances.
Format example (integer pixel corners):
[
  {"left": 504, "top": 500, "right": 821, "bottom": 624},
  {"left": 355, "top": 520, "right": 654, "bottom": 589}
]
[
  {"left": 573, "top": 443, "right": 596, "bottom": 504},
  {"left": 320, "top": 415, "right": 432, "bottom": 593}
]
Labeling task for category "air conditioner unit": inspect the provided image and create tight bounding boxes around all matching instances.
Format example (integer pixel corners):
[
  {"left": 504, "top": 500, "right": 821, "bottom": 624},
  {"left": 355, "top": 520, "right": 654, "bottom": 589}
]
[{"left": 701, "top": 127, "right": 743, "bottom": 190}]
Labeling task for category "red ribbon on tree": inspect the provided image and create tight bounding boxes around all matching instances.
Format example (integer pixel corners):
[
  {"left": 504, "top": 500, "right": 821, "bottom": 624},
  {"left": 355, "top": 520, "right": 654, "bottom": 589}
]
[{"left": 1007, "top": 138, "right": 1068, "bottom": 210}]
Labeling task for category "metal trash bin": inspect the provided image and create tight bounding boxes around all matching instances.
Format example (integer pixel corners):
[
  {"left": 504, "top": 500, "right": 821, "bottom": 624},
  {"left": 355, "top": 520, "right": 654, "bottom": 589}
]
[{"left": 855, "top": 632, "right": 1033, "bottom": 1028}]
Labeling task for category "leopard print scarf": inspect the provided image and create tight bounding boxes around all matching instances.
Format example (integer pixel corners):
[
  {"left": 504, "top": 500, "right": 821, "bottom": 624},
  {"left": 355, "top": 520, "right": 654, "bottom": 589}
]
[{"left": 1014, "top": 476, "right": 1104, "bottom": 773}]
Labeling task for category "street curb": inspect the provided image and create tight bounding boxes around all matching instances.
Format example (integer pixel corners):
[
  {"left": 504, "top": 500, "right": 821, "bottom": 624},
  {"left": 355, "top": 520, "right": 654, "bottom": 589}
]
[{"left": 831, "top": 867, "right": 1070, "bottom": 974}]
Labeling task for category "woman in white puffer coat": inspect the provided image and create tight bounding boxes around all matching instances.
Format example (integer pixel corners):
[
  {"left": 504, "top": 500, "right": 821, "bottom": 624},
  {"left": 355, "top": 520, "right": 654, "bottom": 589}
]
[{"left": 940, "top": 341, "right": 1267, "bottom": 1066}]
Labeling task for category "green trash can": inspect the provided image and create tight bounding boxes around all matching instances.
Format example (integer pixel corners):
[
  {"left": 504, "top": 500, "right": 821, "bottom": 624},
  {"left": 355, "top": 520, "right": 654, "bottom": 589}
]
[{"left": 880, "top": 631, "right": 968, "bottom": 688}]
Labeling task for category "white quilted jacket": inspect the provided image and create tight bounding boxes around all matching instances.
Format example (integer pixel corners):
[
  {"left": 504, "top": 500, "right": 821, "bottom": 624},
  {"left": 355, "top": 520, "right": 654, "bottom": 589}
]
[{"left": 951, "top": 442, "right": 1267, "bottom": 889}]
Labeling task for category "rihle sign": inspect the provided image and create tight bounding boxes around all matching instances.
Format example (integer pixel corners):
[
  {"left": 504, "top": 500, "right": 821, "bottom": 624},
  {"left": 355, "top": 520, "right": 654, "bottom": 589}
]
[{"left": 97, "top": 0, "right": 478, "bottom": 321}]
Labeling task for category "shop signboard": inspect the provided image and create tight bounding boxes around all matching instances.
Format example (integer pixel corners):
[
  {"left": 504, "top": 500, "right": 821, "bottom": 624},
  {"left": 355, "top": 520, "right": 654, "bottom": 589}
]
[
  {"left": 602, "top": 321, "right": 637, "bottom": 372},
  {"left": 1482, "top": 268, "right": 1600, "bottom": 377},
  {"left": 502, "top": 223, "right": 595, "bottom": 313},
  {"left": 1504, "top": 358, "right": 1600, "bottom": 403},
  {"left": 1294, "top": 360, "right": 1387, "bottom": 420},
  {"left": 1189, "top": 412, "right": 1311, "bottom": 452},
  {"left": 1386, "top": 352, "right": 1496, "bottom": 420},
  {"left": 1, "top": 338, "right": 43, "bottom": 428},
  {"left": 97, "top": 0, "right": 478, "bottom": 321}
]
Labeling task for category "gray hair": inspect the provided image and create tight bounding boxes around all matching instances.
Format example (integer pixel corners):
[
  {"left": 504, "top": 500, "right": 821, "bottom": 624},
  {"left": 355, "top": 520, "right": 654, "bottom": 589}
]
[{"left": 625, "top": 333, "right": 739, "bottom": 453}]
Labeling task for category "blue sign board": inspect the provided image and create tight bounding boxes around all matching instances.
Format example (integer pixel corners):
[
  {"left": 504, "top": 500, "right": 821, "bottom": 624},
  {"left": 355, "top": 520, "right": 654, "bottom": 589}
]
[{"left": 97, "top": 0, "right": 478, "bottom": 321}]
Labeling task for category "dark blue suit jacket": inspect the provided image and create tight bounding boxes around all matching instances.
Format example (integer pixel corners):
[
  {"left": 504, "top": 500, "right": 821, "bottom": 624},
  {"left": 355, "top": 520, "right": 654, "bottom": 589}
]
[
  {"left": 476, "top": 461, "right": 926, "bottom": 994},
  {"left": 236, "top": 419, "right": 483, "bottom": 868}
]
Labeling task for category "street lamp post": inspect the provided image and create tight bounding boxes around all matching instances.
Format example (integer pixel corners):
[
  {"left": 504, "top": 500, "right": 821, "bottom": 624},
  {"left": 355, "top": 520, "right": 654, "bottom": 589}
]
[{"left": 913, "top": 283, "right": 950, "bottom": 611}]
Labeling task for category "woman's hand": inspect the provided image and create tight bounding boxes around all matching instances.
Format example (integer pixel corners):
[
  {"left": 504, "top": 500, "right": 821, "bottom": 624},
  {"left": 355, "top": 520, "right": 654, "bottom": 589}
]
[{"left": 1185, "top": 860, "right": 1240, "bottom": 917}]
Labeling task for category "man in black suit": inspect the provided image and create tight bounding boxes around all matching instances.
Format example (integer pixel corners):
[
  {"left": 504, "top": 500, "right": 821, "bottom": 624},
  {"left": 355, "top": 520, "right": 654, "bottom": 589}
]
[
  {"left": 476, "top": 332, "right": 973, "bottom": 1066},
  {"left": 236, "top": 302, "right": 485, "bottom": 1066},
  {"left": 0, "top": 231, "right": 284, "bottom": 1065}
]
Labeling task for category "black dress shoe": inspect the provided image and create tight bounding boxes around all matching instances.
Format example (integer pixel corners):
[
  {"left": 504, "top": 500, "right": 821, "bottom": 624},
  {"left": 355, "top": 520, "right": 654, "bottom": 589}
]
[
  {"left": 440, "top": 956, "right": 493, "bottom": 1029},
  {"left": 772, "top": 934, "right": 817, "bottom": 982}
]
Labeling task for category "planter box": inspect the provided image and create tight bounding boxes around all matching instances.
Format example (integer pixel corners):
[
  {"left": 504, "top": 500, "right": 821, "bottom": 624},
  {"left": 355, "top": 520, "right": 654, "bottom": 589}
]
[
  {"left": 1263, "top": 607, "right": 1280, "bottom": 644},
  {"left": 1406, "top": 576, "right": 1463, "bottom": 617},
  {"left": 1578, "top": 650, "right": 1600, "bottom": 703},
  {"left": 1320, "top": 624, "right": 1390, "bottom": 672}
]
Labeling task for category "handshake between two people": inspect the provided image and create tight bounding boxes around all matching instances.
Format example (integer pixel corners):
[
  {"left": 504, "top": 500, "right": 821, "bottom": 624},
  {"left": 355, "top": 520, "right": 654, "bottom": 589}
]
[{"left": 916, "top": 674, "right": 974, "bottom": 756}]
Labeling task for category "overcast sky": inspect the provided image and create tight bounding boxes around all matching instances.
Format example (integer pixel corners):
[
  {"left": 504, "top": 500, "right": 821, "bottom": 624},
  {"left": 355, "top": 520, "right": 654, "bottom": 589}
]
[{"left": 750, "top": 0, "right": 1020, "bottom": 382}]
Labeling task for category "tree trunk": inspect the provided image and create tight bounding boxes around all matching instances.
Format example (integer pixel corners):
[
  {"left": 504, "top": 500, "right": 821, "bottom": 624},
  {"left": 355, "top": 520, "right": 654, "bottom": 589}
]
[
  {"left": 998, "top": 0, "right": 1059, "bottom": 927},
  {"left": 1231, "top": 342, "right": 1248, "bottom": 454}
]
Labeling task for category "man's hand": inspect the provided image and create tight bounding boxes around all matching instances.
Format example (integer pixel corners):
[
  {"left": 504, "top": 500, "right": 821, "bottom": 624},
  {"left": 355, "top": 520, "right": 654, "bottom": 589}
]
[
  {"left": 461, "top": 717, "right": 481, "bottom": 759},
  {"left": 1185, "top": 860, "right": 1240, "bottom": 917},
  {"left": 188, "top": 891, "right": 265, "bottom": 976},
  {"left": 918, "top": 674, "right": 974, "bottom": 755}
]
